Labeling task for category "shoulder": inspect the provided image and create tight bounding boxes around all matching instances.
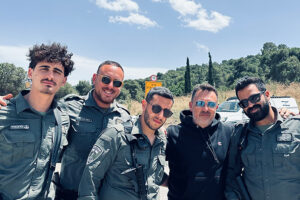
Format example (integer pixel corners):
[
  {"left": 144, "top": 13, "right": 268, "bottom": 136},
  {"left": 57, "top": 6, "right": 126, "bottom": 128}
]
[
  {"left": 281, "top": 115, "right": 300, "bottom": 129},
  {"left": 115, "top": 102, "right": 130, "bottom": 116},
  {"left": 61, "top": 93, "right": 86, "bottom": 105},
  {"left": 0, "top": 99, "right": 17, "bottom": 118},
  {"left": 97, "top": 123, "right": 125, "bottom": 143},
  {"left": 167, "top": 124, "right": 182, "bottom": 139}
]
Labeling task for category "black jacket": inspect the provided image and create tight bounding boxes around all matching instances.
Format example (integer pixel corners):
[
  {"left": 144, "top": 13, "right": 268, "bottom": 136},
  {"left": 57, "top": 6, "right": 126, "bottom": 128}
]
[{"left": 166, "top": 110, "right": 233, "bottom": 200}]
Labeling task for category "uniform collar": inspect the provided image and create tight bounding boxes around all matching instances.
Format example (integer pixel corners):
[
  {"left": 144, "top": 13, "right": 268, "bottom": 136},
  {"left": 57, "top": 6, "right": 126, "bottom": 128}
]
[{"left": 15, "top": 90, "right": 58, "bottom": 114}]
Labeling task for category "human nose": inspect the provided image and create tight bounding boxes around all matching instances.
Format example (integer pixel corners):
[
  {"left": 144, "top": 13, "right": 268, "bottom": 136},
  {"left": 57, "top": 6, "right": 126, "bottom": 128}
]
[{"left": 46, "top": 70, "right": 54, "bottom": 80}]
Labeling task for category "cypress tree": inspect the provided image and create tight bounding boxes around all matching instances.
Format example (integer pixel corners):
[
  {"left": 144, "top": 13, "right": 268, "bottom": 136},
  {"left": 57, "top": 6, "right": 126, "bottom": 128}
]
[
  {"left": 184, "top": 57, "right": 191, "bottom": 94},
  {"left": 208, "top": 52, "right": 214, "bottom": 85}
]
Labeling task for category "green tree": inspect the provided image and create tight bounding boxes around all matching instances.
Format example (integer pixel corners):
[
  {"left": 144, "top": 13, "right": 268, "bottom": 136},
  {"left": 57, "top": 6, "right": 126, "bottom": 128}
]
[
  {"left": 208, "top": 52, "right": 214, "bottom": 85},
  {"left": 55, "top": 82, "right": 77, "bottom": 100},
  {"left": 184, "top": 57, "right": 191, "bottom": 94},
  {"left": 75, "top": 80, "right": 92, "bottom": 95},
  {"left": 123, "top": 80, "right": 144, "bottom": 101},
  {"left": 0, "top": 63, "right": 26, "bottom": 96}
]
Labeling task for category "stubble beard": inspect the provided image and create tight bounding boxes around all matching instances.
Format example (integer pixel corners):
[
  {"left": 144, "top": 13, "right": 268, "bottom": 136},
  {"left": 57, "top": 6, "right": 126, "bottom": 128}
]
[{"left": 246, "top": 100, "right": 270, "bottom": 122}]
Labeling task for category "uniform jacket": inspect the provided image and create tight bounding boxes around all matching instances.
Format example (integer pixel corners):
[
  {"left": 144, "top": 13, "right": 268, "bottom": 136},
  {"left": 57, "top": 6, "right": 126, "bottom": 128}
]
[
  {"left": 59, "top": 90, "right": 130, "bottom": 191},
  {"left": 166, "top": 110, "right": 233, "bottom": 200},
  {"left": 78, "top": 117, "right": 166, "bottom": 200},
  {"left": 225, "top": 108, "right": 300, "bottom": 200},
  {"left": 0, "top": 90, "right": 69, "bottom": 200}
]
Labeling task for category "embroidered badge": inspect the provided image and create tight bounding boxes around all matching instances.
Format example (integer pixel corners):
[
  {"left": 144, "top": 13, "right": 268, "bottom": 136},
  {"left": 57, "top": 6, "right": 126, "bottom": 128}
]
[
  {"left": 277, "top": 133, "right": 292, "bottom": 142},
  {"left": 218, "top": 141, "right": 222, "bottom": 146},
  {"left": 10, "top": 125, "right": 30, "bottom": 130},
  {"left": 87, "top": 145, "right": 103, "bottom": 165}
]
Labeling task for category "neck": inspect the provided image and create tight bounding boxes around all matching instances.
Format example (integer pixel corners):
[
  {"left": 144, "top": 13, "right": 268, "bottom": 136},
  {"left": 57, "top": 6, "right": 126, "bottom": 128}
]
[
  {"left": 255, "top": 106, "right": 276, "bottom": 126},
  {"left": 140, "top": 115, "right": 156, "bottom": 145},
  {"left": 92, "top": 91, "right": 110, "bottom": 108},
  {"left": 24, "top": 91, "right": 54, "bottom": 112}
]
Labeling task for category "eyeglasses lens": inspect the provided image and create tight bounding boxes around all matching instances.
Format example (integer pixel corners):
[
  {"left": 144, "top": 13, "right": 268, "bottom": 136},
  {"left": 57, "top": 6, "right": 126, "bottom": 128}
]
[{"left": 151, "top": 104, "right": 173, "bottom": 118}]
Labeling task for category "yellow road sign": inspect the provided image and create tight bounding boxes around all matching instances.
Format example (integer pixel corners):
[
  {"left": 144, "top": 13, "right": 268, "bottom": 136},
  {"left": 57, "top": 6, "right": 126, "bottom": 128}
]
[{"left": 145, "top": 81, "right": 162, "bottom": 97}]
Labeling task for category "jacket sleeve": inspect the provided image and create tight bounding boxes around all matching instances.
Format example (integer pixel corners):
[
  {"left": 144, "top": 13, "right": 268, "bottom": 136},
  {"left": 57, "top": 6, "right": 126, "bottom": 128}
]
[
  {"left": 166, "top": 125, "right": 187, "bottom": 199},
  {"left": 77, "top": 128, "right": 121, "bottom": 199},
  {"left": 225, "top": 126, "right": 242, "bottom": 200}
]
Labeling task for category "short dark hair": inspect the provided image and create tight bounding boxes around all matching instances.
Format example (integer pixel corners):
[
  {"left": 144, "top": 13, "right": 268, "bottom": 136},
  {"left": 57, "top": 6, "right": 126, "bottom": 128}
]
[
  {"left": 97, "top": 60, "right": 124, "bottom": 74},
  {"left": 191, "top": 83, "right": 218, "bottom": 101},
  {"left": 28, "top": 43, "right": 74, "bottom": 77},
  {"left": 146, "top": 87, "right": 174, "bottom": 103},
  {"left": 235, "top": 76, "right": 266, "bottom": 99}
]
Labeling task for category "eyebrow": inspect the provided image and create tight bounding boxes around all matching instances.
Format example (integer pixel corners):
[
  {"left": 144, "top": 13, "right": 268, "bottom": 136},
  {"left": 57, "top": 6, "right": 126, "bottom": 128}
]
[{"left": 39, "top": 65, "right": 63, "bottom": 74}]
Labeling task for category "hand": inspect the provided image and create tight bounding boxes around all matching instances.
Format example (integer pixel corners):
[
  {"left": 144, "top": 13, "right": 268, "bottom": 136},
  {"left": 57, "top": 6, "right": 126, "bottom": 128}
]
[
  {"left": 278, "top": 107, "right": 296, "bottom": 119},
  {"left": 0, "top": 94, "right": 13, "bottom": 109}
]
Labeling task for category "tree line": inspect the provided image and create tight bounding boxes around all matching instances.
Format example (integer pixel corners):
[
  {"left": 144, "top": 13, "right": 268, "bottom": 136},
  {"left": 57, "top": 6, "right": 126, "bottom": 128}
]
[{"left": 1, "top": 42, "right": 300, "bottom": 101}]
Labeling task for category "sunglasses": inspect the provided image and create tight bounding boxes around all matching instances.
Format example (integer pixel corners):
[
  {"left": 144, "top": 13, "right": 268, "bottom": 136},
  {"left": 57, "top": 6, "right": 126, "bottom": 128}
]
[
  {"left": 238, "top": 91, "right": 264, "bottom": 108},
  {"left": 100, "top": 75, "right": 123, "bottom": 88},
  {"left": 147, "top": 101, "right": 173, "bottom": 118},
  {"left": 195, "top": 100, "right": 217, "bottom": 108}
]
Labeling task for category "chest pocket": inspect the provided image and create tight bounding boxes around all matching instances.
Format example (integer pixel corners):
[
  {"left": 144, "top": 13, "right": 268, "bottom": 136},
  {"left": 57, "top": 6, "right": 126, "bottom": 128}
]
[
  {"left": 69, "top": 117, "right": 98, "bottom": 156},
  {"left": 0, "top": 121, "right": 37, "bottom": 167},
  {"left": 272, "top": 131, "right": 300, "bottom": 168}
]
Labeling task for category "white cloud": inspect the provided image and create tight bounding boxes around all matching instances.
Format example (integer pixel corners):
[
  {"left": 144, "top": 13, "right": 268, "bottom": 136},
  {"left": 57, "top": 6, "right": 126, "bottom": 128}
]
[
  {"left": 169, "top": 0, "right": 200, "bottom": 16},
  {"left": 0, "top": 44, "right": 166, "bottom": 85},
  {"left": 109, "top": 13, "right": 158, "bottom": 28},
  {"left": 168, "top": 0, "right": 231, "bottom": 32},
  {"left": 194, "top": 42, "right": 209, "bottom": 52},
  {"left": 0, "top": 45, "right": 29, "bottom": 68},
  {"left": 185, "top": 10, "right": 231, "bottom": 33},
  {"left": 95, "top": 0, "right": 139, "bottom": 12}
]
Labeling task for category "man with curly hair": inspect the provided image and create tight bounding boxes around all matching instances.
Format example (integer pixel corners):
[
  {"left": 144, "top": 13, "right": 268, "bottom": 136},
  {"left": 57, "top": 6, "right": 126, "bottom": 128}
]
[{"left": 0, "top": 43, "right": 74, "bottom": 199}]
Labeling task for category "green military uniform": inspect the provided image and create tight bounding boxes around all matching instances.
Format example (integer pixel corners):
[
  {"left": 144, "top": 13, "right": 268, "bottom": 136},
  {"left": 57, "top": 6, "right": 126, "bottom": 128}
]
[
  {"left": 77, "top": 117, "right": 166, "bottom": 200},
  {"left": 225, "top": 107, "right": 300, "bottom": 200},
  {"left": 58, "top": 90, "right": 130, "bottom": 194},
  {"left": 0, "top": 90, "right": 69, "bottom": 200}
]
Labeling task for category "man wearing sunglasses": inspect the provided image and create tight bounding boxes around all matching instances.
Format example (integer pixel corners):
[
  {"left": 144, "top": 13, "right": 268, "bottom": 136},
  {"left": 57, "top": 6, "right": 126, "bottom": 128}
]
[
  {"left": 0, "top": 60, "right": 130, "bottom": 199},
  {"left": 0, "top": 43, "right": 74, "bottom": 199},
  {"left": 225, "top": 76, "right": 300, "bottom": 200},
  {"left": 78, "top": 87, "right": 174, "bottom": 200},
  {"left": 55, "top": 60, "right": 131, "bottom": 199},
  {"left": 166, "top": 83, "right": 234, "bottom": 200}
]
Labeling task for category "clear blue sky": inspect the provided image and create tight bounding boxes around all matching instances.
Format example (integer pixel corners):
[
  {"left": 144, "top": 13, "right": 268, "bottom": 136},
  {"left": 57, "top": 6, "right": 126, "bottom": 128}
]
[{"left": 1, "top": 0, "right": 300, "bottom": 85}]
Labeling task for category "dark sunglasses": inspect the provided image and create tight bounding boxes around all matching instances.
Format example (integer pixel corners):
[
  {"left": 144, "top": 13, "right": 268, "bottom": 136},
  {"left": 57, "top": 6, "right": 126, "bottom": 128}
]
[
  {"left": 100, "top": 75, "right": 123, "bottom": 88},
  {"left": 147, "top": 102, "right": 173, "bottom": 118},
  {"left": 195, "top": 100, "right": 217, "bottom": 108},
  {"left": 238, "top": 91, "right": 264, "bottom": 108}
]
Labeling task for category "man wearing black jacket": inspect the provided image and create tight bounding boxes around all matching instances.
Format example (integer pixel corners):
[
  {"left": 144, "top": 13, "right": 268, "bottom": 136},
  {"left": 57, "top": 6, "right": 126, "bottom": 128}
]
[{"left": 166, "top": 83, "right": 234, "bottom": 200}]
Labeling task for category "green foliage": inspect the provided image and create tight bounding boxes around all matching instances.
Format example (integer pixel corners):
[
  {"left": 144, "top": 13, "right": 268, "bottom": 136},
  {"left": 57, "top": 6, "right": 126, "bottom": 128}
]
[
  {"left": 184, "top": 57, "right": 191, "bottom": 94},
  {"left": 55, "top": 82, "right": 78, "bottom": 100},
  {"left": 0, "top": 63, "right": 26, "bottom": 96},
  {"left": 122, "top": 80, "right": 144, "bottom": 102},
  {"left": 208, "top": 52, "right": 214, "bottom": 86},
  {"left": 75, "top": 80, "right": 92, "bottom": 95}
]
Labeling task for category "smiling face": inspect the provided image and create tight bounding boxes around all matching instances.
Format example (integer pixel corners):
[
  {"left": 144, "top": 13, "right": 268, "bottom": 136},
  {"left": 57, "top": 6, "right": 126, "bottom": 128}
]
[
  {"left": 189, "top": 89, "right": 218, "bottom": 128},
  {"left": 92, "top": 64, "right": 124, "bottom": 108},
  {"left": 28, "top": 61, "right": 67, "bottom": 96},
  {"left": 237, "top": 83, "right": 270, "bottom": 122}
]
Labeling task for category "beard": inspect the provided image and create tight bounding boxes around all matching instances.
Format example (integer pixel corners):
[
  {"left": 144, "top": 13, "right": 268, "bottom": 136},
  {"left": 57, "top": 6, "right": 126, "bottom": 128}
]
[
  {"left": 144, "top": 109, "right": 164, "bottom": 131},
  {"left": 245, "top": 100, "right": 270, "bottom": 122}
]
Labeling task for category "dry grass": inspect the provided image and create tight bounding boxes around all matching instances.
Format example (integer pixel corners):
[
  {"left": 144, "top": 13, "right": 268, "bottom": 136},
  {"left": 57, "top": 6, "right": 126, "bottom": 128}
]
[{"left": 123, "top": 82, "right": 300, "bottom": 126}]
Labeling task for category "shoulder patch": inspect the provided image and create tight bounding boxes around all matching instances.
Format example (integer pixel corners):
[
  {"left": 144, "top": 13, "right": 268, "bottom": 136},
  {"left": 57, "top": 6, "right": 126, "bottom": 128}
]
[
  {"left": 116, "top": 103, "right": 130, "bottom": 115},
  {"left": 63, "top": 93, "right": 85, "bottom": 102},
  {"left": 87, "top": 145, "right": 104, "bottom": 165}
]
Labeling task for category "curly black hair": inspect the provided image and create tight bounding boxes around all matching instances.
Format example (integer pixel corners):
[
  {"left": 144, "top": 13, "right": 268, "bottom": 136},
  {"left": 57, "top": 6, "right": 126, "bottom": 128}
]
[{"left": 28, "top": 43, "right": 74, "bottom": 76}]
